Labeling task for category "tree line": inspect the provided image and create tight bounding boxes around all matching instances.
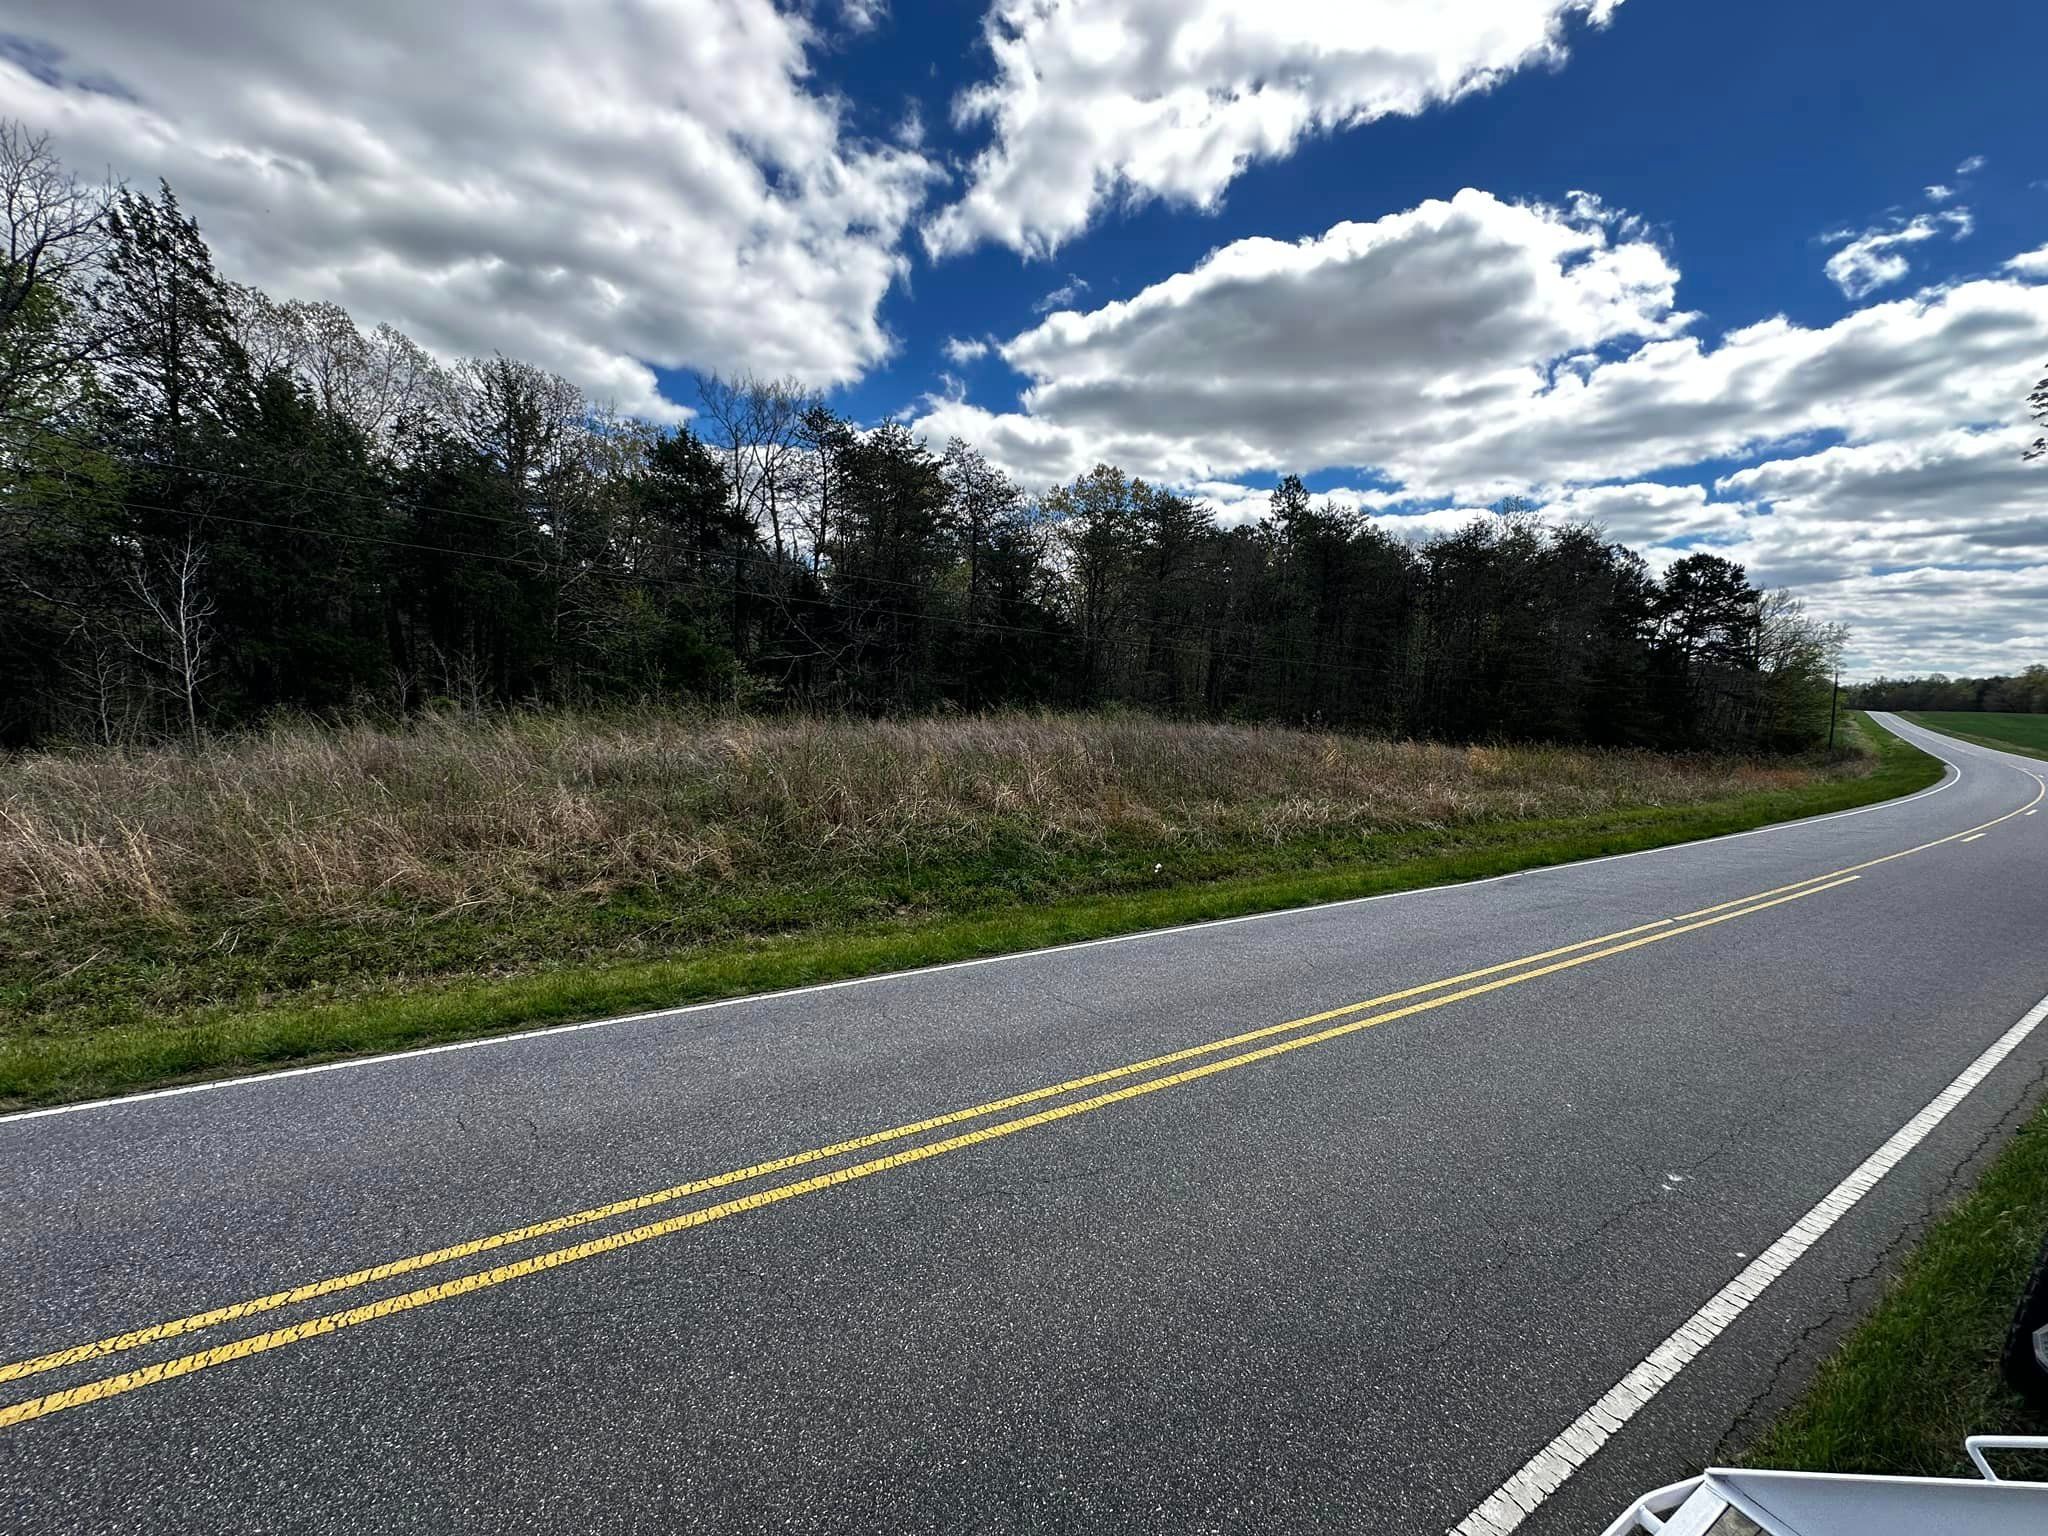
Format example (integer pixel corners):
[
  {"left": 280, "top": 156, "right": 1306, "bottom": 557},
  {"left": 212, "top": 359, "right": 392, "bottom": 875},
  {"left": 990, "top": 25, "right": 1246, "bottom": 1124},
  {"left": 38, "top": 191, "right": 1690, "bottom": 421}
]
[
  {"left": 0, "top": 122, "right": 1845, "bottom": 752},
  {"left": 1849, "top": 668, "right": 2048, "bottom": 714}
]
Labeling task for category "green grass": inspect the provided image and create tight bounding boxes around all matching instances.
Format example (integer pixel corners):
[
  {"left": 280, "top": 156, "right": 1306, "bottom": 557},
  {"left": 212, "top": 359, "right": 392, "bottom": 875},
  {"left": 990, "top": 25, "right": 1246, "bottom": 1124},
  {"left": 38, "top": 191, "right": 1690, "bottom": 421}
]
[
  {"left": 0, "top": 712, "right": 1939, "bottom": 1110},
  {"left": 1747, "top": 1094, "right": 2048, "bottom": 1479},
  {"left": 1905, "top": 711, "right": 2048, "bottom": 763}
]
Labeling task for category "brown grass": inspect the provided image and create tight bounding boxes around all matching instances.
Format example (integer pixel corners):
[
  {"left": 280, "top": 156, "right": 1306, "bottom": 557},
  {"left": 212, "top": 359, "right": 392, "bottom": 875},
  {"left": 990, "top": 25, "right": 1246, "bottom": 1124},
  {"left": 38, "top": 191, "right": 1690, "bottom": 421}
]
[{"left": 0, "top": 709, "right": 1854, "bottom": 927}]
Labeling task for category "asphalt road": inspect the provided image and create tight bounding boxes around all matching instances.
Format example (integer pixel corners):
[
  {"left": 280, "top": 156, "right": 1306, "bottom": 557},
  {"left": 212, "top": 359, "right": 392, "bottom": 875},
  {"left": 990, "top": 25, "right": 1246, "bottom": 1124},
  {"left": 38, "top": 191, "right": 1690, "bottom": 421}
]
[{"left": 4, "top": 713, "right": 2047, "bottom": 1535}]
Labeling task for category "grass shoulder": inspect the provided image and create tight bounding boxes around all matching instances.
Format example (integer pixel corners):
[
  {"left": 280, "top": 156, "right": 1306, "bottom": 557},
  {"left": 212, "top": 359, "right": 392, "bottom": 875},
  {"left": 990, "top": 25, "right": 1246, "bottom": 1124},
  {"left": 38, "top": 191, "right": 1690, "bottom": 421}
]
[
  {"left": 1746, "top": 1090, "right": 2048, "bottom": 1477},
  {"left": 0, "top": 711, "right": 1940, "bottom": 1111}
]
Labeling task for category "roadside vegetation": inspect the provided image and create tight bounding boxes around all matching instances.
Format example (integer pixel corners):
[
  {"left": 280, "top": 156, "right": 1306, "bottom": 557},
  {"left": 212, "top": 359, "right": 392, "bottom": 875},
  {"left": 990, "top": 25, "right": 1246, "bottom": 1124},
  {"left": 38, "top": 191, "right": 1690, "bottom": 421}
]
[
  {"left": 0, "top": 122, "right": 1923, "bottom": 1109},
  {"left": 1904, "top": 710, "right": 2048, "bottom": 763},
  {"left": 8, "top": 122, "right": 1841, "bottom": 763},
  {"left": 0, "top": 709, "right": 1935, "bottom": 1108},
  {"left": 1748, "top": 1092, "right": 2048, "bottom": 1478}
]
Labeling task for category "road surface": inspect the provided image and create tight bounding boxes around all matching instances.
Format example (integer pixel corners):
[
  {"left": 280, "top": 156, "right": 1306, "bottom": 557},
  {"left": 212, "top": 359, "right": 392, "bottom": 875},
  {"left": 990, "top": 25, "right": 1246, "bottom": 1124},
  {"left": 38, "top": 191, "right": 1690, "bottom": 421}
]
[{"left": 3, "top": 713, "right": 2046, "bottom": 1534}]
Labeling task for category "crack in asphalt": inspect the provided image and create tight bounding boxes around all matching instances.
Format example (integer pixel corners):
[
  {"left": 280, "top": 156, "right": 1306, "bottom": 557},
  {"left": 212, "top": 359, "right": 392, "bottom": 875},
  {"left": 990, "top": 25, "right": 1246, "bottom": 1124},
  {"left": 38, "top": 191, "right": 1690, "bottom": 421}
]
[{"left": 1710, "top": 1052, "right": 2048, "bottom": 1461}]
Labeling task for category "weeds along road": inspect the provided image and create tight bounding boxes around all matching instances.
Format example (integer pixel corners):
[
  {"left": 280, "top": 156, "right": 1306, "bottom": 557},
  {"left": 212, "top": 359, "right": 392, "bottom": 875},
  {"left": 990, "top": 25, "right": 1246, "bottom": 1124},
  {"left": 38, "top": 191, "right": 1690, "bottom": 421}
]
[{"left": 3, "top": 713, "right": 2046, "bottom": 1535}]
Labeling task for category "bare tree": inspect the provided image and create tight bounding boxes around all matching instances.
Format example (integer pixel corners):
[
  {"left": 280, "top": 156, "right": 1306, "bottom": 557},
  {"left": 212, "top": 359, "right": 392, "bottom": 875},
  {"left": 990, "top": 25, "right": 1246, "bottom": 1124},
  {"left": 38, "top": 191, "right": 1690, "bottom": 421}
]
[
  {"left": 692, "top": 371, "right": 817, "bottom": 563},
  {"left": 0, "top": 120, "right": 109, "bottom": 323},
  {"left": 124, "top": 531, "right": 216, "bottom": 741},
  {"left": 0, "top": 119, "right": 118, "bottom": 413},
  {"left": 231, "top": 287, "right": 449, "bottom": 446}
]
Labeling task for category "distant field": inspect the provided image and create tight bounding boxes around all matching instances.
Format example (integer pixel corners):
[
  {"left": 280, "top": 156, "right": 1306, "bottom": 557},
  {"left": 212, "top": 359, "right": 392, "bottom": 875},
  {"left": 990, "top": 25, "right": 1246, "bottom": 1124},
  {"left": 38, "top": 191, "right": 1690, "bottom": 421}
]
[
  {"left": 1904, "top": 711, "right": 2048, "bottom": 761},
  {"left": 0, "top": 709, "right": 1935, "bottom": 1108}
]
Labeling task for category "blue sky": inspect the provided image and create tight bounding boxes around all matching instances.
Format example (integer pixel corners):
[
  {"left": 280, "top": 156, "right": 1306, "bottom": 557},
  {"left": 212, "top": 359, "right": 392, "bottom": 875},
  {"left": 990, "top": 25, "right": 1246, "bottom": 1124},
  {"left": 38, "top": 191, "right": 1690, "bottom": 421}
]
[
  {"left": 816, "top": 0, "right": 2044, "bottom": 431},
  {"left": 5, "top": 0, "right": 2047, "bottom": 674}
]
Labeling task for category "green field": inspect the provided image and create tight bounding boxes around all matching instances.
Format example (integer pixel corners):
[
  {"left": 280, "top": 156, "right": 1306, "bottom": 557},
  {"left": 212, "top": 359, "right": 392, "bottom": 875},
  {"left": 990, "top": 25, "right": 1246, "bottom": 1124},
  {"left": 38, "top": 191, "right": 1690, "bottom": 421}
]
[{"left": 1905, "top": 711, "right": 2048, "bottom": 762}]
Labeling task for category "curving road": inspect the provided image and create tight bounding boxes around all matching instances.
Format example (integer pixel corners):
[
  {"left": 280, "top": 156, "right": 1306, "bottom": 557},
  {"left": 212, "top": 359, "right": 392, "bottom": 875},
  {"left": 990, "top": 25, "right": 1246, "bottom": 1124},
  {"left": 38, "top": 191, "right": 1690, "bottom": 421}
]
[{"left": 3, "top": 713, "right": 2046, "bottom": 1534}]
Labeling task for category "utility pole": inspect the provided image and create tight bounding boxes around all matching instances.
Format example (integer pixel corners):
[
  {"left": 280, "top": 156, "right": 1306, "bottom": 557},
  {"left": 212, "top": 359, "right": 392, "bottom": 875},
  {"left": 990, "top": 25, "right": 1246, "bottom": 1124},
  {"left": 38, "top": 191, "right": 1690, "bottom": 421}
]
[{"left": 1827, "top": 666, "right": 1840, "bottom": 752}]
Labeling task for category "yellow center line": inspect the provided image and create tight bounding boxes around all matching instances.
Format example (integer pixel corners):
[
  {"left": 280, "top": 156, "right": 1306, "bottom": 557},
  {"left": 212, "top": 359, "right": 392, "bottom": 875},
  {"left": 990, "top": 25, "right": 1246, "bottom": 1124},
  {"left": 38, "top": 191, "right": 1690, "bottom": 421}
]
[
  {"left": 5, "top": 769, "right": 2041, "bottom": 1395},
  {"left": 0, "top": 919, "right": 1690, "bottom": 1388},
  {"left": 0, "top": 875, "right": 1863, "bottom": 1431},
  {"left": 1667, "top": 771, "right": 2044, "bottom": 921},
  {"left": 5, "top": 766, "right": 2039, "bottom": 1423}
]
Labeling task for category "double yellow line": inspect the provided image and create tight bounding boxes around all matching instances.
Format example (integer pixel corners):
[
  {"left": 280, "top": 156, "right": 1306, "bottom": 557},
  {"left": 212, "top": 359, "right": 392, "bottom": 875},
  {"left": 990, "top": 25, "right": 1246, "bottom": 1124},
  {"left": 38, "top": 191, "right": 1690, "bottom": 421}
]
[{"left": 1, "top": 770, "right": 2039, "bottom": 1431}]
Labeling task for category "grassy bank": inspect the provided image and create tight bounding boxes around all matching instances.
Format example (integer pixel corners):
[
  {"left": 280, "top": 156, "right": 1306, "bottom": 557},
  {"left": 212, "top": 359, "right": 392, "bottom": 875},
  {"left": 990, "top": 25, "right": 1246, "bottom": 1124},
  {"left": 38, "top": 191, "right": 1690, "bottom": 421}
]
[
  {"left": 1747, "top": 1094, "right": 2048, "bottom": 1478},
  {"left": 0, "top": 710, "right": 1938, "bottom": 1109},
  {"left": 1904, "top": 710, "right": 2048, "bottom": 763}
]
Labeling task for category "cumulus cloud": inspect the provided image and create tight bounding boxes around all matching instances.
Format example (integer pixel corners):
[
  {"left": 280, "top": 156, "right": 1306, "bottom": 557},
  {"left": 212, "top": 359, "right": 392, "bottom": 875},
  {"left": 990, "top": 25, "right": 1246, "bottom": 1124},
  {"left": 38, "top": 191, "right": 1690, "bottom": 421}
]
[
  {"left": 915, "top": 189, "right": 1687, "bottom": 489},
  {"left": 912, "top": 191, "right": 2048, "bottom": 501},
  {"left": 910, "top": 189, "right": 2048, "bottom": 673},
  {"left": 1924, "top": 184, "right": 1955, "bottom": 203},
  {"left": 2010, "top": 244, "right": 2048, "bottom": 279},
  {"left": 1821, "top": 210, "right": 1972, "bottom": 299},
  {"left": 1538, "top": 481, "right": 1749, "bottom": 549},
  {"left": 1187, "top": 480, "right": 1412, "bottom": 527},
  {"left": 1956, "top": 154, "right": 1987, "bottom": 175},
  {"left": 1711, "top": 429, "right": 2048, "bottom": 581},
  {"left": 941, "top": 335, "right": 991, "bottom": 364},
  {"left": 923, "top": 0, "right": 1624, "bottom": 257},
  {"left": 1797, "top": 566, "right": 2048, "bottom": 678},
  {"left": 0, "top": 0, "right": 939, "bottom": 418}
]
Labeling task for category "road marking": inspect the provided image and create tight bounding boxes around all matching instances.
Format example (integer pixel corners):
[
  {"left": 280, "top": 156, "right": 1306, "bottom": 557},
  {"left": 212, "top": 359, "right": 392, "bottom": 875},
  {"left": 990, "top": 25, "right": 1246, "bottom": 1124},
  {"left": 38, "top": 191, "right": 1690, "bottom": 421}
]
[
  {"left": 0, "top": 919, "right": 1684, "bottom": 1387},
  {"left": 1451, "top": 988, "right": 2048, "bottom": 1536},
  {"left": 8, "top": 756, "right": 2039, "bottom": 1389},
  {"left": 0, "top": 719, "right": 1966, "bottom": 1128},
  {"left": 2026, "top": 810, "right": 2038, "bottom": 817},
  {"left": 1962, "top": 833, "right": 1987, "bottom": 843},
  {"left": 1, "top": 738, "right": 2036, "bottom": 1405},
  {"left": 0, "top": 879, "right": 1863, "bottom": 1430}
]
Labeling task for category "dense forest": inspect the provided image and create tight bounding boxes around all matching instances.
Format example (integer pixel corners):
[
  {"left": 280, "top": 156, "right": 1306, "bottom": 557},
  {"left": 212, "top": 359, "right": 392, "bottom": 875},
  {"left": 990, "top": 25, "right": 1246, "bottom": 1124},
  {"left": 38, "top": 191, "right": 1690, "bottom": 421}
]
[
  {"left": 1849, "top": 668, "right": 2048, "bottom": 714},
  {"left": 0, "top": 124, "right": 1845, "bottom": 752}
]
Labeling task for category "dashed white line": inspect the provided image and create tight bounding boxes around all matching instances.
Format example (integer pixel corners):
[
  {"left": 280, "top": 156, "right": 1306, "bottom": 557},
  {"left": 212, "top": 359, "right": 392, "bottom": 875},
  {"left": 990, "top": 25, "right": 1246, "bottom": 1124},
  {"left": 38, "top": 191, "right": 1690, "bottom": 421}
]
[{"left": 1449, "top": 989, "right": 2048, "bottom": 1536}]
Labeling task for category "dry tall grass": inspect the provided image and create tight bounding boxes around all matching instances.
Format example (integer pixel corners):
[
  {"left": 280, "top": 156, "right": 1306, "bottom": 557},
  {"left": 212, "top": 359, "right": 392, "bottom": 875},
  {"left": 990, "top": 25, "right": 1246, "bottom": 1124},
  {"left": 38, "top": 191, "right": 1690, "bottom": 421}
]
[{"left": 1, "top": 710, "right": 1835, "bottom": 924}]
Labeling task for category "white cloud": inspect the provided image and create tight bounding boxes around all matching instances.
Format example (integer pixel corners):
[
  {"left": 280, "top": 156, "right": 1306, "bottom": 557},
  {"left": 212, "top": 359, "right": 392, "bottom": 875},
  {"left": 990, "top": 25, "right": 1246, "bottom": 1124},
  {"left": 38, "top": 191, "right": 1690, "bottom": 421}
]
[
  {"left": 1712, "top": 428, "right": 2048, "bottom": 584},
  {"left": 1033, "top": 275, "right": 1092, "bottom": 314},
  {"left": 1, "top": 0, "right": 939, "bottom": 418},
  {"left": 912, "top": 192, "right": 2048, "bottom": 501},
  {"left": 923, "top": 0, "right": 1624, "bottom": 257},
  {"left": 1821, "top": 210, "right": 1972, "bottom": 300},
  {"left": 910, "top": 192, "right": 2048, "bottom": 674},
  {"left": 1187, "top": 479, "right": 1411, "bottom": 527},
  {"left": 1956, "top": 154, "right": 1987, "bottom": 175},
  {"left": 1538, "top": 480, "right": 1749, "bottom": 549},
  {"left": 1410, "top": 273, "right": 2047, "bottom": 494},
  {"left": 942, "top": 335, "right": 991, "bottom": 364},
  {"left": 2010, "top": 244, "right": 2048, "bottom": 279},
  {"left": 916, "top": 189, "right": 1688, "bottom": 490},
  {"left": 1799, "top": 566, "right": 2048, "bottom": 679},
  {"left": 1924, "top": 184, "right": 1954, "bottom": 203},
  {"left": 838, "top": 0, "right": 888, "bottom": 34}
]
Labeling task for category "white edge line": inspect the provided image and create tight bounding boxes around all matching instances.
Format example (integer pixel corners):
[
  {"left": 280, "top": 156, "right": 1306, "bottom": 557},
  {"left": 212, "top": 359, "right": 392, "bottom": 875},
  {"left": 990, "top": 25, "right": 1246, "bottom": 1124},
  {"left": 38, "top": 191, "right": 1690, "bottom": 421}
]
[
  {"left": 0, "top": 716, "right": 1975, "bottom": 1127},
  {"left": 1450, "top": 987, "right": 2048, "bottom": 1536}
]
